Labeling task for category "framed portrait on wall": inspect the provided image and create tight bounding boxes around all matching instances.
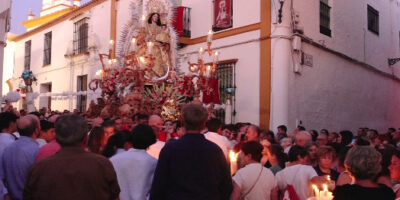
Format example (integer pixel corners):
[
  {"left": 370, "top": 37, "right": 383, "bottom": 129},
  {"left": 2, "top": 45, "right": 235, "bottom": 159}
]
[{"left": 213, "top": 0, "right": 233, "bottom": 32}]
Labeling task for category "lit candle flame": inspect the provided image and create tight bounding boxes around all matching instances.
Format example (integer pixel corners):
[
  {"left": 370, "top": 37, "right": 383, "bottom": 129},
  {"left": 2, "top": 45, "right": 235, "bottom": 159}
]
[
  {"left": 139, "top": 56, "right": 146, "bottom": 64},
  {"left": 229, "top": 150, "right": 238, "bottom": 162},
  {"left": 323, "top": 184, "right": 328, "bottom": 192},
  {"left": 141, "top": 15, "right": 146, "bottom": 21},
  {"left": 95, "top": 70, "right": 103, "bottom": 76},
  {"left": 112, "top": 59, "right": 117, "bottom": 63},
  {"left": 109, "top": 40, "right": 114, "bottom": 45},
  {"left": 131, "top": 38, "right": 136, "bottom": 43}
]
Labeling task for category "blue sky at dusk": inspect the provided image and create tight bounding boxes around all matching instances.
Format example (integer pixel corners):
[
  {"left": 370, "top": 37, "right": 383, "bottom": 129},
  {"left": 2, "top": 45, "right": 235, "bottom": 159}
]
[{"left": 10, "top": 0, "right": 92, "bottom": 34}]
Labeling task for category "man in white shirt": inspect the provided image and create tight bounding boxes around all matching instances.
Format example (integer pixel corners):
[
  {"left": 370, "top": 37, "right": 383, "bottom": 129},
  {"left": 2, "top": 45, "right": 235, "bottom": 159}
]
[
  {"left": 276, "top": 145, "right": 326, "bottom": 200},
  {"left": 147, "top": 115, "right": 165, "bottom": 159},
  {"left": 111, "top": 124, "right": 157, "bottom": 200},
  {"left": 204, "top": 118, "right": 231, "bottom": 158}
]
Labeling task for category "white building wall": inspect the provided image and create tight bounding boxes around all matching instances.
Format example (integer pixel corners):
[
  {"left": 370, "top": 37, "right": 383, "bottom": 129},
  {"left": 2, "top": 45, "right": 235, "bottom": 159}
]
[
  {"left": 11, "top": 0, "right": 112, "bottom": 112},
  {"left": 179, "top": 0, "right": 261, "bottom": 125},
  {"left": 277, "top": 0, "right": 400, "bottom": 133},
  {"left": 0, "top": 0, "right": 11, "bottom": 96}
]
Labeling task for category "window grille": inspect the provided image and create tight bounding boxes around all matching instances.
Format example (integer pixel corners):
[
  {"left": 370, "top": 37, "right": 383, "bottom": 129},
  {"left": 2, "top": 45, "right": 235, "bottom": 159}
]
[
  {"left": 77, "top": 75, "right": 88, "bottom": 112},
  {"left": 73, "top": 18, "right": 89, "bottom": 55},
  {"left": 368, "top": 5, "right": 379, "bottom": 35},
  {"left": 43, "top": 32, "right": 52, "bottom": 66},
  {"left": 320, "top": 0, "right": 331, "bottom": 37},
  {"left": 24, "top": 40, "right": 31, "bottom": 70},
  {"left": 214, "top": 61, "right": 236, "bottom": 124}
]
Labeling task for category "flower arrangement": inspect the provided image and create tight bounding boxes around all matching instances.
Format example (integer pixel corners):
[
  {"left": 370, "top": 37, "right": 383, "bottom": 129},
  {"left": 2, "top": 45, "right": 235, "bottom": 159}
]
[{"left": 21, "top": 69, "right": 37, "bottom": 82}]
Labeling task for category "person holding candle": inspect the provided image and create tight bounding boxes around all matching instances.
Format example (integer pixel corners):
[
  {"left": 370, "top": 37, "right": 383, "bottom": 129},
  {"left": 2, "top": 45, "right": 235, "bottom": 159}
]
[
  {"left": 333, "top": 146, "right": 395, "bottom": 200},
  {"left": 314, "top": 146, "right": 340, "bottom": 182},
  {"left": 276, "top": 145, "right": 327, "bottom": 200},
  {"left": 230, "top": 141, "right": 278, "bottom": 200},
  {"left": 388, "top": 150, "right": 400, "bottom": 199}
]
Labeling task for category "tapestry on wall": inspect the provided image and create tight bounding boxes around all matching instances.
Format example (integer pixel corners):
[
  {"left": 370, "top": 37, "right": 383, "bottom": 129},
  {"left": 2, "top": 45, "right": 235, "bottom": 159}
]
[{"left": 213, "top": 0, "right": 232, "bottom": 31}]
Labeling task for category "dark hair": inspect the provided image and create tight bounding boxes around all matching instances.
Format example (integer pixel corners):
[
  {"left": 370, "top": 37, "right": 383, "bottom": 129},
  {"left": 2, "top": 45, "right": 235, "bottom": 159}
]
[
  {"left": 40, "top": 120, "right": 54, "bottom": 131},
  {"left": 321, "top": 129, "right": 329, "bottom": 134},
  {"left": 269, "top": 144, "right": 288, "bottom": 168},
  {"left": 18, "top": 117, "right": 37, "bottom": 137},
  {"left": 278, "top": 125, "right": 287, "bottom": 132},
  {"left": 309, "top": 130, "right": 318, "bottom": 142},
  {"left": 206, "top": 118, "right": 222, "bottom": 133},
  {"left": 137, "top": 113, "right": 149, "bottom": 121},
  {"left": 55, "top": 115, "right": 88, "bottom": 146},
  {"left": 297, "top": 126, "right": 306, "bottom": 131},
  {"left": 102, "top": 131, "right": 131, "bottom": 158},
  {"left": 340, "top": 130, "right": 353, "bottom": 146},
  {"left": 376, "top": 144, "right": 396, "bottom": 176},
  {"left": 182, "top": 104, "right": 208, "bottom": 131},
  {"left": 87, "top": 127, "right": 105, "bottom": 154},
  {"left": 102, "top": 119, "right": 115, "bottom": 128},
  {"left": 288, "top": 145, "right": 308, "bottom": 162},
  {"left": 0, "top": 112, "right": 18, "bottom": 131},
  {"left": 147, "top": 13, "right": 162, "bottom": 26},
  {"left": 264, "top": 130, "right": 276, "bottom": 144},
  {"left": 316, "top": 145, "right": 336, "bottom": 159},
  {"left": 131, "top": 124, "right": 156, "bottom": 149},
  {"left": 29, "top": 111, "right": 41, "bottom": 118},
  {"left": 241, "top": 141, "right": 263, "bottom": 162},
  {"left": 355, "top": 136, "right": 370, "bottom": 146}
]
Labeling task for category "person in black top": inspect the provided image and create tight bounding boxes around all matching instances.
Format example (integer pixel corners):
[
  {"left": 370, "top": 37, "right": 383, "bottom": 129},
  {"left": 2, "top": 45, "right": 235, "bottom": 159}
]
[
  {"left": 314, "top": 145, "right": 340, "bottom": 181},
  {"left": 333, "top": 146, "right": 395, "bottom": 200},
  {"left": 150, "top": 103, "right": 233, "bottom": 200}
]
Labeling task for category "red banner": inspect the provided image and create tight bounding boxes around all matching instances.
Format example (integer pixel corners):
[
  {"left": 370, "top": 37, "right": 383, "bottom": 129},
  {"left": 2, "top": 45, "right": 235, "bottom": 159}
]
[{"left": 203, "top": 78, "right": 220, "bottom": 104}]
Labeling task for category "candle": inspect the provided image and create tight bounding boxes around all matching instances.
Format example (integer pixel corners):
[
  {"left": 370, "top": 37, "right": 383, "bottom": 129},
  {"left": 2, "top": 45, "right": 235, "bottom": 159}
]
[
  {"left": 312, "top": 185, "right": 320, "bottom": 199},
  {"left": 139, "top": 56, "right": 146, "bottom": 69},
  {"left": 109, "top": 40, "right": 114, "bottom": 50},
  {"left": 207, "top": 30, "right": 213, "bottom": 43},
  {"left": 95, "top": 69, "right": 103, "bottom": 78},
  {"left": 229, "top": 150, "right": 238, "bottom": 176},
  {"left": 147, "top": 42, "right": 154, "bottom": 54},
  {"left": 320, "top": 184, "right": 329, "bottom": 199},
  {"left": 198, "top": 47, "right": 204, "bottom": 60},
  {"left": 141, "top": 15, "right": 146, "bottom": 27},
  {"left": 108, "top": 59, "right": 112, "bottom": 67},
  {"left": 131, "top": 38, "right": 137, "bottom": 51},
  {"left": 206, "top": 65, "right": 212, "bottom": 78},
  {"left": 213, "top": 51, "right": 219, "bottom": 63}
]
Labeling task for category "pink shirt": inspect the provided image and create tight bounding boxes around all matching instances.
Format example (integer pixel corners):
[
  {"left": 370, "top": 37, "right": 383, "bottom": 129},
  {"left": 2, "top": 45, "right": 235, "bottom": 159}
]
[{"left": 35, "top": 140, "right": 61, "bottom": 162}]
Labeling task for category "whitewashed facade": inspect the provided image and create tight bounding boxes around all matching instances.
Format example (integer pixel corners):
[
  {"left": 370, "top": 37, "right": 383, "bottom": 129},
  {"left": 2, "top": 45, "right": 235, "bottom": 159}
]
[
  {"left": 5, "top": 0, "right": 400, "bottom": 133},
  {"left": 0, "top": 0, "right": 12, "bottom": 96},
  {"left": 271, "top": 0, "right": 400, "bottom": 132}
]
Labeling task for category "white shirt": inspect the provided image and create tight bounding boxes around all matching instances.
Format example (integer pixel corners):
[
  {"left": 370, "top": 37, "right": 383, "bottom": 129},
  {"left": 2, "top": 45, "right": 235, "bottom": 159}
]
[
  {"left": 204, "top": 131, "right": 231, "bottom": 158},
  {"left": 147, "top": 140, "right": 165, "bottom": 160},
  {"left": 110, "top": 148, "right": 157, "bottom": 200},
  {"left": 233, "top": 163, "right": 277, "bottom": 200},
  {"left": 275, "top": 164, "right": 318, "bottom": 200},
  {"left": 36, "top": 138, "right": 47, "bottom": 148}
]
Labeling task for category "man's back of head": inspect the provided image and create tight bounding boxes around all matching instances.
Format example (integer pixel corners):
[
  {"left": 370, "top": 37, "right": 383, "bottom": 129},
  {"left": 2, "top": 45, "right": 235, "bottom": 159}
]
[
  {"left": 149, "top": 115, "right": 163, "bottom": 130},
  {"left": 206, "top": 118, "right": 222, "bottom": 133},
  {"left": 55, "top": 114, "right": 87, "bottom": 146},
  {"left": 0, "top": 112, "right": 18, "bottom": 133},
  {"left": 295, "top": 131, "right": 312, "bottom": 147},
  {"left": 182, "top": 104, "right": 208, "bottom": 132},
  {"left": 17, "top": 115, "right": 38, "bottom": 137}
]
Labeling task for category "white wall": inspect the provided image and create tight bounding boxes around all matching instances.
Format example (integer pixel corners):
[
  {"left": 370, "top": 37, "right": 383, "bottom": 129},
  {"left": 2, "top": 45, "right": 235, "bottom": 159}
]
[
  {"left": 179, "top": 0, "right": 261, "bottom": 125},
  {"left": 11, "top": 0, "right": 112, "bottom": 111},
  {"left": 279, "top": 0, "right": 400, "bottom": 133}
]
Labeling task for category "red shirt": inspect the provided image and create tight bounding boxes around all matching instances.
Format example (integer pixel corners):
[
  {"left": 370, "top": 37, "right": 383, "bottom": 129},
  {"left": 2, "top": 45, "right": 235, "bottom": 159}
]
[
  {"left": 158, "top": 130, "right": 178, "bottom": 142},
  {"left": 35, "top": 140, "right": 61, "bottom": 162}
]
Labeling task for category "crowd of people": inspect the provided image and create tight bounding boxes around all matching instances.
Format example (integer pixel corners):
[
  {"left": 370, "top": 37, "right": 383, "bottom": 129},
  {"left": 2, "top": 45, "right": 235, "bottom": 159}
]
[{"left": 0, "top": 104, "right": 400, "bottom": 200}]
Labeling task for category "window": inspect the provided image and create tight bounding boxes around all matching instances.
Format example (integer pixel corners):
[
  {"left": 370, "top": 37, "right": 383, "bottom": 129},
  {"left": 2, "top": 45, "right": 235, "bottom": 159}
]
[
  {"left": 214, "top": 61, "right": 236, "bottom": 123},
  {"left": 77, "top": 75, "right": 87, "bottom": 112},
  {"left": 24, "top": 40, "right": 31, "bottom": 70},
  {"left": 73, "top": 18, "right": 89, "bottom": 55},
  {"left": 320, "top": 0, "right": 331, "bottom": 37},
  {"left": 368, "top": 5, "right": 379, "bottom": 35},
  {"left": 43, "top": 32, "right": 52, "bottom": 66}
]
